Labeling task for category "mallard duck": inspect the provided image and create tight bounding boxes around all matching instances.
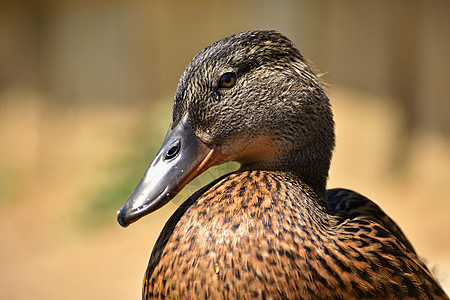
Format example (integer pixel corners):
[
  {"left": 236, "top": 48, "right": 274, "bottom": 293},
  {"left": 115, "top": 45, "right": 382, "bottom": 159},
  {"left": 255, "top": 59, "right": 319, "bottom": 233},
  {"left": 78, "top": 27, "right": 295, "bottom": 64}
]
[{"left": 117, "top": 30, "right": 448, "bottom": 299}]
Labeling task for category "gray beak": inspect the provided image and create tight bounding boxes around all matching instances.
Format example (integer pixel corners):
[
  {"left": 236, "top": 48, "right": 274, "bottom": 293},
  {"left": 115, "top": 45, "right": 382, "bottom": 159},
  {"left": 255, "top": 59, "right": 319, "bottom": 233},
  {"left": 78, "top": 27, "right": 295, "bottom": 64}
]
[{"left": 117, "top": 115, "right": 226, "bottom": 227}]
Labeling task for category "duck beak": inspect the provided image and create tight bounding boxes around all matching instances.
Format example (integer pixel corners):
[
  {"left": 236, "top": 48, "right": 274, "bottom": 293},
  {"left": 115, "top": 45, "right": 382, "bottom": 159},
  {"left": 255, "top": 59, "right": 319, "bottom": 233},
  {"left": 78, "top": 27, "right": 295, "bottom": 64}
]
[{"left": 117, "top": 115, "right": 226, "bottom": 227}]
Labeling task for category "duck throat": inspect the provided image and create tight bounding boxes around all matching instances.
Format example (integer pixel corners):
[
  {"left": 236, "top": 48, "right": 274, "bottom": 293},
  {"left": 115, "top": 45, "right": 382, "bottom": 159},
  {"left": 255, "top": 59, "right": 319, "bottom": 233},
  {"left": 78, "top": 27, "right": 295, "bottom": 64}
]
[{"left": 240, "top": 143, "right": 332, "bottom": 200}]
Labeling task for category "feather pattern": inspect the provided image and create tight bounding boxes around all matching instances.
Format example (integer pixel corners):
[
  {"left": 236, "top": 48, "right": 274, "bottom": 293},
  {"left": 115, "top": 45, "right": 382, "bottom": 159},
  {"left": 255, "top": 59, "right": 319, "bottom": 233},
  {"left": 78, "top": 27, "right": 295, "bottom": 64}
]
[
  {"left": 117, "top": 30, "right": 447, "bottom": 299},
  {"left": 143, "top": 171, "right": 447, "bottom": 299}
]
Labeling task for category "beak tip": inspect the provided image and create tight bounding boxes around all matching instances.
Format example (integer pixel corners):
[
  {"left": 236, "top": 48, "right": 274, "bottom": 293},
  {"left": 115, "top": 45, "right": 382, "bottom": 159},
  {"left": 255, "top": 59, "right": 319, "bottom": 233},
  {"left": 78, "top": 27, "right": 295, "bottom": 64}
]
[{"left": 117, "top": 207, "right": 130, "bottom": 228}]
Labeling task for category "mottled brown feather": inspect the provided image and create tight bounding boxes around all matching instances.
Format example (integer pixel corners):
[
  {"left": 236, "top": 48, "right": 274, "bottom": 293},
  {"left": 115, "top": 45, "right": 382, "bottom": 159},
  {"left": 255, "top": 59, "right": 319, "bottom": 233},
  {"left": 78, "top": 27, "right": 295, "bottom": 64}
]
[
  {"left": 143, "top": 171, "right": 447, "bottom": 299},
  {"left": 131, "top": 30, "right": 448, "bottom": 299}
]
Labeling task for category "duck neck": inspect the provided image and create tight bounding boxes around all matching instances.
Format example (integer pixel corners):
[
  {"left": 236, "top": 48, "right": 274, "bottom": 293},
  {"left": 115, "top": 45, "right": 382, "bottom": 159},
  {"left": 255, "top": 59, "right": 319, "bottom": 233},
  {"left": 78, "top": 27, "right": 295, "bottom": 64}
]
[
  {"left": 240, "top": 143, "right": 331, "bottom": 200},
  {"left": 288, "top": 146, "right": 330, "bottom": 200}
]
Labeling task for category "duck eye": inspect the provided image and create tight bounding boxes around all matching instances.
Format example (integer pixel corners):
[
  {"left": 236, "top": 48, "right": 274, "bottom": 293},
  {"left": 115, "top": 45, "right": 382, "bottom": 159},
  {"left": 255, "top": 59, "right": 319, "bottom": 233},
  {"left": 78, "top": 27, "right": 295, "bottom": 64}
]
[{"left": 219, "top": 72, "right": 236, "bottom": 88}]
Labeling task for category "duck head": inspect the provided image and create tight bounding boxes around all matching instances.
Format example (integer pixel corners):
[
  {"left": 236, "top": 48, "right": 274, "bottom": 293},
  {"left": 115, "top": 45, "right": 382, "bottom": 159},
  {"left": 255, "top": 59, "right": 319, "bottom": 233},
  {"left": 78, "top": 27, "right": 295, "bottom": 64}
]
[{"left": 118, "top": 30, "right": 335, "bottom": 227}]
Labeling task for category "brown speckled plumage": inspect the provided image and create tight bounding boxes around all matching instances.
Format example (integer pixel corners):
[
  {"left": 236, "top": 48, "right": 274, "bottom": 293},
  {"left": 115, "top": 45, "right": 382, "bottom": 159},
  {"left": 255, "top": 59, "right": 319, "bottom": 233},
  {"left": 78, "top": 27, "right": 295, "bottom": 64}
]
[
  {"left": 143, "top": 171, "right": 446, "bottom": 298},
  {"left": 118, "top": 30, "right": 448, "bottom": 299}
]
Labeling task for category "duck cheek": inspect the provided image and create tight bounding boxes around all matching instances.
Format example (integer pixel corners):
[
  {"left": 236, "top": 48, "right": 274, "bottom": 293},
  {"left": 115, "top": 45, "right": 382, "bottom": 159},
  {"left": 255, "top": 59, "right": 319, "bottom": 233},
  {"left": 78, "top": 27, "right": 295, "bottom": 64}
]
[
  {"left": 195, "top": 129, "right": 215, "bottom": 145},
  {"left": 224, "top": 134, "right": 282, "bottom": 163}
]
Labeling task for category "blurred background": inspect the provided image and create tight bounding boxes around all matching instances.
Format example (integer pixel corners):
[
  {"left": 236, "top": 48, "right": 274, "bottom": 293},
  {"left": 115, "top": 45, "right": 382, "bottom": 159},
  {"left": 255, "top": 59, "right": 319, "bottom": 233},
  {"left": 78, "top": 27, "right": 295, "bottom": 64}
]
[{"left": 0, "top": 0, "right": 449, "bottom": 298}]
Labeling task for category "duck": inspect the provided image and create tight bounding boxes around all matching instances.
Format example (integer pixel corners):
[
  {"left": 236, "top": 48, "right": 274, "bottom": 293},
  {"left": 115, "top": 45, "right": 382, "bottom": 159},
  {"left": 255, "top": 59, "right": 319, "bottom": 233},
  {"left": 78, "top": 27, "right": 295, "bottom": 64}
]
[{"left": 117, "top": 30, "right": 448, "bottom": 299}]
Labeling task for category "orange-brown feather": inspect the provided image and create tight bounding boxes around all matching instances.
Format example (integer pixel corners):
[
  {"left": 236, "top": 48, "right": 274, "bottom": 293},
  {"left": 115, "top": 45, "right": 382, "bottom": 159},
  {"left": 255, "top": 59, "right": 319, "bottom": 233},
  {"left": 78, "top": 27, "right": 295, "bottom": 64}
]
[{"left": 143, "top": 171, "right": 447, "bottom": 299}]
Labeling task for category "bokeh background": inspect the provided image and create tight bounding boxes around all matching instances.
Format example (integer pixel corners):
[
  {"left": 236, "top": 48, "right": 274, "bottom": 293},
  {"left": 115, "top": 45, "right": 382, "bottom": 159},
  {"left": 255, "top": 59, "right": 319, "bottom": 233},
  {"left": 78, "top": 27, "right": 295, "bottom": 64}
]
[{"left": 1, "top": 0, "right": 449, "bottom": 298}]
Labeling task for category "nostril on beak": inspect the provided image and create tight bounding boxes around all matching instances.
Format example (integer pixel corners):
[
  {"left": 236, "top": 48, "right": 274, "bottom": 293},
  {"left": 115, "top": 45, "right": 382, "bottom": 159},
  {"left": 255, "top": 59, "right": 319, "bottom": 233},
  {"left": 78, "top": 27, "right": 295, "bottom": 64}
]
[{"left": 165, "top": 139, "right": 181, "bottom": 160}]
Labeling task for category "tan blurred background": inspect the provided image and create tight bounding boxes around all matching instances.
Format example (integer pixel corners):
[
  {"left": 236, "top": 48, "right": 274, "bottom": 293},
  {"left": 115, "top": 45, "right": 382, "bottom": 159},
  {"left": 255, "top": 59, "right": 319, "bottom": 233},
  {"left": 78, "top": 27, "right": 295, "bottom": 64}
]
[{"left": 0, "top": 0, "right": 449, "bottom": 299}]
